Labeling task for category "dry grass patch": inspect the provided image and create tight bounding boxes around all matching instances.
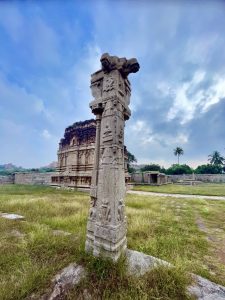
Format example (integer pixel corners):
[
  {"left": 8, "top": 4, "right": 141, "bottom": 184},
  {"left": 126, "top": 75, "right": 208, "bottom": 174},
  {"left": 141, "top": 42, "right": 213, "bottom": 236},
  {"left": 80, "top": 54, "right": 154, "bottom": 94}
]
[
  {"left": 126, "top": 194, "right": 225, "bottom": 286},
  {"left": 0, "top": 184, "right": 225, "bottom": 299}
]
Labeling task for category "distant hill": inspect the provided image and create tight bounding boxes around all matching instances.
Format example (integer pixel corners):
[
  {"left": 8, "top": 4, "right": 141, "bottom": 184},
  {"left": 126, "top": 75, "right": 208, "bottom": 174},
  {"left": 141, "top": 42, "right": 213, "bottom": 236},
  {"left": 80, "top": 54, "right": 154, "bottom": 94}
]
[
  {"left": 0, "top": 163, "right": 23, "bottom": 171},
  {"left": 41, "top": 161, "right": 57, "bottom": 169},
  {"left": 0, "top": 164, "right": 24, "bottom": 174},
  {"left": 0, "top": 162, "right": 57, "bottom": 176}
]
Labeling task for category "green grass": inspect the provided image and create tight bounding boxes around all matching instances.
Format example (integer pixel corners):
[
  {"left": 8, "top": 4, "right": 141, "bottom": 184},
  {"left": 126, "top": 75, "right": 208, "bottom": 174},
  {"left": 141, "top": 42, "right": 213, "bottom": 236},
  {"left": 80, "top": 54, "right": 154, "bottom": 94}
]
[
  {"left": 0, "top": 184, "right": 225, "bottom": 299},
  {"left": 133, "top": 183, "right": 225, "bottom": 196}
]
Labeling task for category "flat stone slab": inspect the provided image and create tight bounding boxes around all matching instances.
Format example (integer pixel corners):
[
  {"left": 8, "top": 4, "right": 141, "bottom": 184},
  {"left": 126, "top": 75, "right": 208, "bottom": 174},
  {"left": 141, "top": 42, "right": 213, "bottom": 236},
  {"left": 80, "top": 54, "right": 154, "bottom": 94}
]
[
  {"left": 126, "top": 249, "right": 171, "bottom": 276},
  {"left": 126, "top": 249, "right": 225, "bottom": 300},
  {"left": 188, "top": 275, "right": 225, "bottom": 300},
  {"left": 0, "top": 213, "right": 25, "bottom": 220}
]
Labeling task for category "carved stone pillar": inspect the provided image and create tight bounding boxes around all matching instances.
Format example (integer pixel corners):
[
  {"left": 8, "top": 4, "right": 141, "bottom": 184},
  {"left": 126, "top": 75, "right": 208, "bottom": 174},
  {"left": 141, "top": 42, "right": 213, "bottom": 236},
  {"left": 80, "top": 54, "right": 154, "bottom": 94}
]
[{"left": 85, "top": 53, "right": 140, "bottom": 261}]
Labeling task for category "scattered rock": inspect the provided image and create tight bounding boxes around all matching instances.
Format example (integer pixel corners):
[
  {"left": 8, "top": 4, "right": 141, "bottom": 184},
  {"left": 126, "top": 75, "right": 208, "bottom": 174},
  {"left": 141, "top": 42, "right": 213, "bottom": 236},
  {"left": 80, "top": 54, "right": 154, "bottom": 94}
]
[
  {"left": 188, "top": 274, "right": 225, "bottom": 300},
  {"left": 126, "top": 249, "right": 171, "bottom": 276},
  {"left": 46, "top": 263, "right": 85, "bottom": 300},
  {"left": 0, "top": 213, "right": 25, "bottom": 220},
  {"left": 126, "top": 249, "right": 225, "bottom": 299},
  {"left": 30, "top": 250, "right": 225, "bottom": 300}
]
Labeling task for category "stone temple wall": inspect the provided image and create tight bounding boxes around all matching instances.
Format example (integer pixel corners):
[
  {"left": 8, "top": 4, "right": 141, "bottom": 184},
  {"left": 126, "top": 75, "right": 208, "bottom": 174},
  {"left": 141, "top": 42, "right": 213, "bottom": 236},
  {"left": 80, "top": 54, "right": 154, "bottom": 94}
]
[
  {"left": 14, "top": 172, "right": 56, "bottom": 185},
  {"left": 0, "top": 175, "right": 14, "bottom": 185},
  {"left": 169, "top": 174, "right": 225, "bottom": 183},
  {"left": 131, "top": 172, "right": 170, "bottom": 185},
  {"left": 52, "top": 119, "right": 130, "bottom": 188},
  {"left": 131, "top": 172, "right": 225, "bottom": 184}
]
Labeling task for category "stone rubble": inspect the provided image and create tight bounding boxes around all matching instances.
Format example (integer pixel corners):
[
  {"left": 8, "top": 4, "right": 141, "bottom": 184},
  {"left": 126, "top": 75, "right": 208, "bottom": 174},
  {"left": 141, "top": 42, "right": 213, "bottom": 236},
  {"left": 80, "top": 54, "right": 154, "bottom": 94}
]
[
  {"left": 126, "top": 249, "right": 225, "bottom": 300},
  {"left": 30, "top": 249, "right": 225, "bottom": 299},
  {"left": 45, "top": 263, "right": 85, "bottom": 300}
]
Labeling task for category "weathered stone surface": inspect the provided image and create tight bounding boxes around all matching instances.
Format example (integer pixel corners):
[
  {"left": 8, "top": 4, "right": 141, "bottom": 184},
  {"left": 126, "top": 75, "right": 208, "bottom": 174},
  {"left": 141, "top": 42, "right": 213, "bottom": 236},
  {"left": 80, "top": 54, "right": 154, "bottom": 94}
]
[
  {"left": 0, "top": 213, "right": 25, "bottom": 220},
  {"left": 85, "top": 53, "right": 140, "bottom": 260},
  {"left": 126, "top": 249, "right": 171, "bottom": 276},
  {"left": 169, "top": 174, "right": 225, "bottom": 183},
  {"left": 0, "top": 175, "right": 14, "bottom": 185},
  {"left": 131, "top": 171, "right": 170, "bottom": 185},
  {"left": 188, "top": 275, "right": 225, "bottom": 300},
  {"left": 47, "top": 263, "right": 85, "bottom": 300},
  {"left": 14, "top": 172, "right": 55, "bottom": 185},
  {"left": 32, "top": 251, "right": 225, "bottom": 299},
  {"left": 126, "top": 249, "right": 225, "bottom": 300}
]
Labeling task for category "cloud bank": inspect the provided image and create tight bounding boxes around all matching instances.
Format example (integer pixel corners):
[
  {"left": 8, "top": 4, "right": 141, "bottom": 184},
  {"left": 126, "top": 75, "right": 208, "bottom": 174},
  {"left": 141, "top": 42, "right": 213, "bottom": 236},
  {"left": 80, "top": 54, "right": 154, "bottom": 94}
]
[{"left": 0, "top": 0, "right": 225, "bottom": 167}]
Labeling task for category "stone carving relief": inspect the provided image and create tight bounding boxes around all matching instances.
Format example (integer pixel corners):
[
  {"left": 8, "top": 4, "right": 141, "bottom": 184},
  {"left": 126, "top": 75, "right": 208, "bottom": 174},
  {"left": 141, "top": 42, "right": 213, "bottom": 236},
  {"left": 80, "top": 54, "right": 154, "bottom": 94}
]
[
  {"left": 85, "top": 53, "right": 140, "bottom": 260},
  {"left": 99, "top": 202, "right": 111, "bottom": 224},
  {"left": 91, "top": 80, "right": 102, "bottom": 99},
  {"left": 101, "top": 147, "right": 113, "bottom": 165},
  {"left": 118, "top": 200, "right": 125, "bottom": 222},
  {"left": 103, "top": 76, "right": 115, "bottom": 92},
  {"left": 102, "top": 121, "right": 113, "bottom": 142},
  {"left": 89, "top": 197, "right": 97, "bottom": 219},
  {"left": 100, "top": 53, "right": 140, "bottom": 78}
]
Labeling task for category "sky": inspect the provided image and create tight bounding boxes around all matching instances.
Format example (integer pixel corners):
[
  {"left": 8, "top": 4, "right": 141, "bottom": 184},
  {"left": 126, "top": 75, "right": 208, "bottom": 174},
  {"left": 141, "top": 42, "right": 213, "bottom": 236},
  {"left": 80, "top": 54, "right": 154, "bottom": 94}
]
[{"left": 0, "top": 0, "right": 225, "bottom": 168}]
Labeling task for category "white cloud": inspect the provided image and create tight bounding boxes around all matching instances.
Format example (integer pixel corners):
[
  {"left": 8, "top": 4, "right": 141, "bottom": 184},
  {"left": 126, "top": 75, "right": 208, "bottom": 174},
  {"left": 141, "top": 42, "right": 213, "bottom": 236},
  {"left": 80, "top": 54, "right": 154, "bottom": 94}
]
[
  {"left": 166, "top": 70, "right": 225, "bottom": 124},
  {"left": 34, "top": 99, "right": 54, "bottom": 122},
  {"left": 201, "top": 75, "right": 225, "bottom": 112},
  {"left": 41, "top": 129, "right": 51, "bottom": 140}
]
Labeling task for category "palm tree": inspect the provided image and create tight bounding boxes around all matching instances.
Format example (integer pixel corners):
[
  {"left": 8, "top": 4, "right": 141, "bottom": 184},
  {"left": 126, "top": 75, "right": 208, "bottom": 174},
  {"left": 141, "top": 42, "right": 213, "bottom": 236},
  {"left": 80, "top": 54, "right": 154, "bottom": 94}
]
[
  {"left": 174, "top": 147, "right": 184, "bottom": 165},
  {"left": 208, "top": 151, "right": 224, "bottom": 166}
]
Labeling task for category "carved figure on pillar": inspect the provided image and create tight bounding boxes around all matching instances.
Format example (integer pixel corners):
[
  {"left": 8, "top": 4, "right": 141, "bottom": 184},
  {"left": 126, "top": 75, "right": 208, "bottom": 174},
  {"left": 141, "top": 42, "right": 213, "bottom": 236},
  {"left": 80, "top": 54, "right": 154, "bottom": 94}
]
[{"left": 85, "top": 53, "right": 140, "bottom": 261}]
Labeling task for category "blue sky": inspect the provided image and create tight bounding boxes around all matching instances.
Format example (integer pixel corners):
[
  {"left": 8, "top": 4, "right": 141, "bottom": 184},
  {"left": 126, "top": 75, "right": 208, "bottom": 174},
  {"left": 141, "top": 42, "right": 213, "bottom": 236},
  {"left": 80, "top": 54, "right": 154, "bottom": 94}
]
[{"left": 0, "top": 0, "right": 225, "bottom": 168}]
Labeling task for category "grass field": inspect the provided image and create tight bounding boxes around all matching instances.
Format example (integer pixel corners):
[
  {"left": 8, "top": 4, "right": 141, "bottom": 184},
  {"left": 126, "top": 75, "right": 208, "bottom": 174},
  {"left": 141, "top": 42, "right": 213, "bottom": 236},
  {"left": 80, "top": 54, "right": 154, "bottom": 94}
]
[
  {"left": 133, "top": 183, "right": 225, "bottom": 196},
  {"left": 0, "top": 185, "right": 225, "bottom": 299}
]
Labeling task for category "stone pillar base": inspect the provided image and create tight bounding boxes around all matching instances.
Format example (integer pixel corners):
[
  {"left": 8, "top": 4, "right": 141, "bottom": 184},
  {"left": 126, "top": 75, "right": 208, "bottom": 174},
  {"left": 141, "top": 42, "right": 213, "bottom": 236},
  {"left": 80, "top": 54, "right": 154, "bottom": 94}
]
[{"left": 85, "top": 221, "right": 127, "bottom": 261}]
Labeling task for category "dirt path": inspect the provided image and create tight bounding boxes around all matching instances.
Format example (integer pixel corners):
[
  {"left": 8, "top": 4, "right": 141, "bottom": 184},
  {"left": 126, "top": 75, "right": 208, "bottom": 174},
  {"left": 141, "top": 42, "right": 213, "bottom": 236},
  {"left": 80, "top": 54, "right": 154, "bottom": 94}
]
[{"left": 127, "top": 190, "right": 225, "bottom": 201}]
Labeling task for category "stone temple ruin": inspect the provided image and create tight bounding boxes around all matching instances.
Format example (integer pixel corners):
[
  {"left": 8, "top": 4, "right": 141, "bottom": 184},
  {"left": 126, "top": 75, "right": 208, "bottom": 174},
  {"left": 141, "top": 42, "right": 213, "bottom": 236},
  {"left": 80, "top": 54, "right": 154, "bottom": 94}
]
[
  {"left": 51, "top": 119, "right": 130, "bottom": 188},
  {"left": 85, "top": 53, "right": 140, "bottom": 260},
  {"left": 131, "top": 171, "right": 171, "bottom": 185}
]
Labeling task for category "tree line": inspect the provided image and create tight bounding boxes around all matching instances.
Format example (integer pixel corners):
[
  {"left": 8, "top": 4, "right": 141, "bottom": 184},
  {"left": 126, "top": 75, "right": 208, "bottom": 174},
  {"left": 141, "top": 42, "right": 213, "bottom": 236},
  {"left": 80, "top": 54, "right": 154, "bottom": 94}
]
[{"left": 128, "top": 147, "right": 225, "bottom": 175}]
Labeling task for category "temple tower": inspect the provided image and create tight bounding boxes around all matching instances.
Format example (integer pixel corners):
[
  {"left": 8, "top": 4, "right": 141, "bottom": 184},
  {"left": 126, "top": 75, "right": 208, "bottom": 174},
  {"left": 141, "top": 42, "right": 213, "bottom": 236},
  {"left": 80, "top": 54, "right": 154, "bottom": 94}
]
[{"left": 85, "top": 53, "right": 140, "bottom": 260}]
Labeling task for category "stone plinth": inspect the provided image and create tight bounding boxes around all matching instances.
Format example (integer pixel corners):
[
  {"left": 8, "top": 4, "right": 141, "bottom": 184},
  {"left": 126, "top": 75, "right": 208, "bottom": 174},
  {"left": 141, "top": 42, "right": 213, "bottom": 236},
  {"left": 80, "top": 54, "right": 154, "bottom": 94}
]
[{"left": 85, "top": 53, "right": 140, "bottom": 260}]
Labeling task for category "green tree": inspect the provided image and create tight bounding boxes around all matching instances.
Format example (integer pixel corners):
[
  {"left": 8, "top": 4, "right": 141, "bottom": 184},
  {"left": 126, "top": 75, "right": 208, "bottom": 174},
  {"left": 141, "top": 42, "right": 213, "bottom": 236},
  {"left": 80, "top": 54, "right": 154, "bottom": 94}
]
[
  {"left": 173, "top": 147, "right": 184, "bottom": 165},
  {"left": 141, "top": 164, "right": 161, "bottom": 172},
  {"left": 126, "top": 150, "right": 137, "bottom": 173},
  {"left": 166, "top": 164, "right": 193, "bottom": 175},
  {"left": 208, "top": 151, "right": 224, "bottom": 166},
  {"left": 195, "top": 164, "right": 223, "bottom": 174}
]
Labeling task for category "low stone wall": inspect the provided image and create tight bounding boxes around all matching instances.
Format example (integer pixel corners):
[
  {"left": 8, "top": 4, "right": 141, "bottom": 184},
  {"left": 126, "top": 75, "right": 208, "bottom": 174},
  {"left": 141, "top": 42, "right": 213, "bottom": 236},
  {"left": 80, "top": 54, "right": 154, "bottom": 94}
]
[
  {"left": 169, "top": 174, "right": 225, "bottom": 183},
  {"left": 14, "top": 172, "right": 57, "bottom": 185},
  {"left": 131, "top": 173, "right": 144, "bottom": 184},
  {"left": 131, "top": 172, "right": 171, "bottom": 185},
  {"left": 0, "top": 175, "right": 14, "bottom": 184}
]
